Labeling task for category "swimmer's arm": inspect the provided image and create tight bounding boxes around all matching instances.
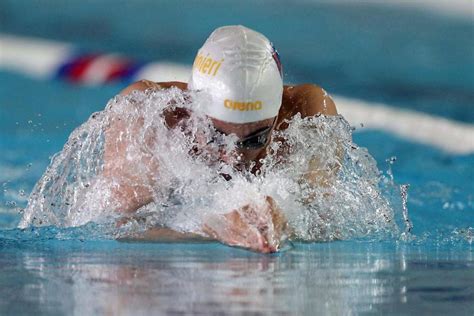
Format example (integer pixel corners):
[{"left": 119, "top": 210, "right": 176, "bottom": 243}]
[
  {"left": 119, "top": 80, "right": 187, "bottom": 95},
  {"left": 102, "top": 80, "right": 190, "bottom": 215},
  {"left": 116, "top": 197, "right": 290, "bottom": 252}
]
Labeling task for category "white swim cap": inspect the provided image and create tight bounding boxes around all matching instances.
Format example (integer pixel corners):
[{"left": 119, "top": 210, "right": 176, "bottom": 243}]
[{"left": 189, "top": 25, "right": 283, "bottom": 123}]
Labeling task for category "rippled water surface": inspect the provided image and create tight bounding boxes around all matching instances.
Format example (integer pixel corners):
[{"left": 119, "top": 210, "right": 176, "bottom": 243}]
[{"left": 1, "top": 241, "right": 473, "bottom": 315}]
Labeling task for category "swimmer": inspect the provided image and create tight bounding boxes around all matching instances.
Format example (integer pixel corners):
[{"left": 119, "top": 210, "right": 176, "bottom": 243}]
[{"left": 104, "top": 25, "right": 338, "bottom": 253}]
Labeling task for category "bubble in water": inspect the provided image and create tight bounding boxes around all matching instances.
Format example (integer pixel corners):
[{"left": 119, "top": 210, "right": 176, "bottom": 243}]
[{"left": 20, "top": 88, "right": 408, "bottom": 242}]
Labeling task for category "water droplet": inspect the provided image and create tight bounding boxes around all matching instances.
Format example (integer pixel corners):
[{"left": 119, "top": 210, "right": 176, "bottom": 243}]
[{"left": 5, "top": 201, "right": 17, "bottom": 207}]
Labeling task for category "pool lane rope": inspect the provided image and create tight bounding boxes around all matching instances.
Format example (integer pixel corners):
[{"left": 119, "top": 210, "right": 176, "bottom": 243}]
[
  {"left": 1, "top": 34, "right": 473, "bottom": 154},
  {"left": 0, "top": 34, "right": 190, "bottom": 84}
]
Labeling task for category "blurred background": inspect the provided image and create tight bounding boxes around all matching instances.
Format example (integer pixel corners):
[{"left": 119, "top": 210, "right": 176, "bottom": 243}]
[{"left": 0, "top": 0, "right": 473, "bottom": 234}]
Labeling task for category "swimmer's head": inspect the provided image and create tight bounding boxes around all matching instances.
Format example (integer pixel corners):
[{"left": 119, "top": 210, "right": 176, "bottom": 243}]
[{"left": 189, "top": 25, "right": 283, "bottom": 124}]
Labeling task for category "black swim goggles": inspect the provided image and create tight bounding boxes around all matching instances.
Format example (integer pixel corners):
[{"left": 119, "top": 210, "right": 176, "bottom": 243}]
[{"left": 214, "top": 118, "right": 277, "bottom": 150}]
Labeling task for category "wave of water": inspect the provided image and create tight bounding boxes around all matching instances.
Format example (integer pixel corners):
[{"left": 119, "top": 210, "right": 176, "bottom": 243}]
[{"left": 18, "top": 88, "right": 409, "bottom": 243}]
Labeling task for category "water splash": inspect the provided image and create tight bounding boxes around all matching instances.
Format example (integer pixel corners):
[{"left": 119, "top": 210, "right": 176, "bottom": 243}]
[{"left": 19, "top": 88, "right": 408, "bottom": 242}]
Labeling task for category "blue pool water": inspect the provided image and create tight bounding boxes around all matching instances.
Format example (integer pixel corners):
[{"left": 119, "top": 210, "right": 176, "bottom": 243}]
[{"left": 1, "top": 1, "right": 473, "bottom": 315}]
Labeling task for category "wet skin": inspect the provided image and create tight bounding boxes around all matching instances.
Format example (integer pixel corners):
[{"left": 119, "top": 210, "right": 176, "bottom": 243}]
[{"left": 105, "top": 80, "right": 338, "bottom": 252}]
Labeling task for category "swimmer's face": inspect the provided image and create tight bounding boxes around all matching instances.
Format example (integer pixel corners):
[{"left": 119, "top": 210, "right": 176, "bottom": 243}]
[{"left": 211, "top": 117, "right": 276, "bottom": 163}]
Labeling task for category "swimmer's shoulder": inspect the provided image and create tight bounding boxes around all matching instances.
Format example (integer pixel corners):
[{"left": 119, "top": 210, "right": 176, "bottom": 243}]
[
  {"left": 279, "top": 84, "right": 338, "bottom": 122},
  {"left": 119, "top": 80, "right": 188, "bottom": 95},
  {"left": 118, "top": 80, "right": 191, "bottom": 128}
]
